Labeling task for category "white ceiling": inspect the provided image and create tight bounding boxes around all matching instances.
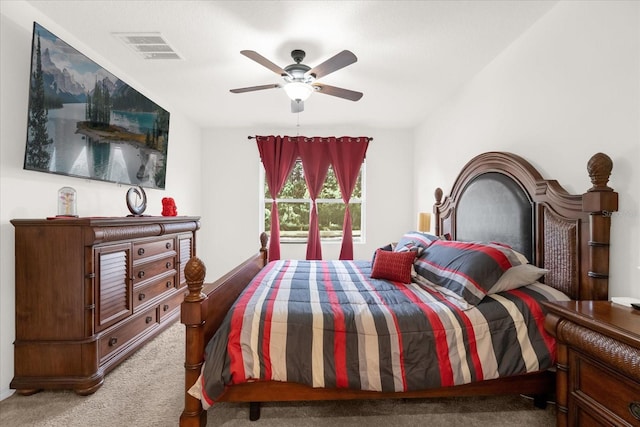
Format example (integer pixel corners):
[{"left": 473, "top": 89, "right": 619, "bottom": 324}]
[{"left": 25, "top": 0, "right": 557, "bottom": 130}]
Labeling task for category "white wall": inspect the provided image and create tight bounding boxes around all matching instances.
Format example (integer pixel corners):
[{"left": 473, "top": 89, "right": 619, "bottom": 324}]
[
  {"left": 199, "top": 127, "right": 415, "bottom": 282},
  {"left": 414, "top": 0, "right": 640, "bottom": 299},
  {"left": 0, "top": 2, "right": 203, "bottom": 399}
]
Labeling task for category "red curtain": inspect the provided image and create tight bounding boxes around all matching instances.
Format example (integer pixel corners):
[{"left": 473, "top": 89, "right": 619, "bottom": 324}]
[
  {"left": 257, "top": 135, "right": 369, "bottom": 261},
  {"left": 328, "top": 137, "right": 370, "bottom": 260},
  {"left": 297, "top": 137, "right": 332, "bottom": 260},
  {"left": 256, "top": 136, "right": 298, "bottom": 261}
]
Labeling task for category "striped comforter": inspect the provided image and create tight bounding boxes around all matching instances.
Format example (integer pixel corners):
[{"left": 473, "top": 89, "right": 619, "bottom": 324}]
[{"left": 195, "top": 259, "right": 568, "bottom": 407}]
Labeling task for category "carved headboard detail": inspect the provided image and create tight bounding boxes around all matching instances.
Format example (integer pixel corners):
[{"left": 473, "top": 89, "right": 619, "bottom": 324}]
[
  {"left": 434, "top": 151, "right": 618, "bottom": 301},
  {"left": 542, "top": 209, "right": 578, "bottom": 298}
]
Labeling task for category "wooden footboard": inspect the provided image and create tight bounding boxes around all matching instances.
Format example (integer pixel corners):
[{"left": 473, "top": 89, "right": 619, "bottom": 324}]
[{"left": 180, "top": 233, "right": 268, "bottom": 427}]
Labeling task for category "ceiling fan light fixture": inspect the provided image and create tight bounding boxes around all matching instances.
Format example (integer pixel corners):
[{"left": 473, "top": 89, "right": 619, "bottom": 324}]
[
  {"left": 231, "top": 49, "right": 361, "bottom": 108},
  {"left": 284, "top": 82, "right": 314, "bottom": 101}
]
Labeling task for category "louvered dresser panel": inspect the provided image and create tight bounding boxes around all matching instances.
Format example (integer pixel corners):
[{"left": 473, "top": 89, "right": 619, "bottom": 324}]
[
  {"left": 177, "top": 233, "right": 193, "bottom": 288},
  {"left": 95, "top": 243, "right": 132, "bottom": 331},
  {"left": 11, "top": 216, "right": 200, "bottom": 396}
]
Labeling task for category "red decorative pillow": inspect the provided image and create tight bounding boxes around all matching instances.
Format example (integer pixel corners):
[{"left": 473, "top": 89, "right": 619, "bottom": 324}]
[{"left": 370, "top": 249, "right": 417, "bottom": 283}]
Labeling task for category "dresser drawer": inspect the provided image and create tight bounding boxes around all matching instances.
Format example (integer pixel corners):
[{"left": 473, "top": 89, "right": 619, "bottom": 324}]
[
  {"left": 575, "top": 407, "right": 606, "bottom": 427},
  {"left": 572, "top": 350, "right": 640, "bottom": 426},
  {"left": 132, "top": 256, "right": 176, "bottom": 285},
  {"left": 99, "top": 307, "right": 158, "bottom": 362},
  {"left": 133, "top": 275, "right": 175, "bottom": 311},
  {"left": 133, "top": 238, "right": 175, "bottom": 261},
  {"left": 159, "top": 289, "right": 187, "bottom": 320}
]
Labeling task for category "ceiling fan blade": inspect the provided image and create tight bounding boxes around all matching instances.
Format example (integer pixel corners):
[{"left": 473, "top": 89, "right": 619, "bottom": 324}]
[
  {"left": 240, "top": 50, "right": 291, "bottom": 77},
  {"left": 230, "top": 84, "right": 280, "bottom": 94},
  {"left": 306, "top": 50, "right": 357, "bottom": 79},
  {"left": 313, "top": 83, "right": 363, "bottom": 101},
  {"left": 291, "top": 99, "right": 304, "bottom": 113}
]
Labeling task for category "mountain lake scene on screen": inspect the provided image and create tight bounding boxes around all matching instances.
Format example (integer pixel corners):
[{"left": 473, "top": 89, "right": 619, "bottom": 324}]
[{"left": 24, "top": 22, "right": 170, "bottom": 189}]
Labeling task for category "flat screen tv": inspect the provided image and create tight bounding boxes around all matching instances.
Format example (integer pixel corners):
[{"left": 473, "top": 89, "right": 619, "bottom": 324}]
[{"left": 24, "top": 22, "right": 170, "bottom": 190}]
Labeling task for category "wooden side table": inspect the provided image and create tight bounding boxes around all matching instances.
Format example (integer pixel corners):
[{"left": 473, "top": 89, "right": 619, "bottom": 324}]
[{"left": 543, "top": 300, "right": 640, "bottom": 426}]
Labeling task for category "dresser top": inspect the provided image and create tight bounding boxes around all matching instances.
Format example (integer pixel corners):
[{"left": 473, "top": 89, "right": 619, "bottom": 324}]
[
  {"left": 543, "top": 300, "right": 640, "bottom": 348},
  {"left": 11, "top": 216, "right": 200, "bottom": 227},
  {"left": 12, "top": 216, "right": 201, "bottom": 245}
]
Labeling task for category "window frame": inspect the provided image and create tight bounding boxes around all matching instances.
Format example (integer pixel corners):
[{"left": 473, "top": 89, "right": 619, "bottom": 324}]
[{"left": 258, "top": 159, "right": 367, "bottom": 244}]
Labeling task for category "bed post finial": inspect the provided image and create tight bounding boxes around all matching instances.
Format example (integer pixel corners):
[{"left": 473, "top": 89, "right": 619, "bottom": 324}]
[
  {"left": 185, "top": 257, "right": 206, "bottom": 301},
  {"left": 435, "top": 188, "right": 443, "bottom": 204},
  {"left": 587, "top": 152, "right": 613, "bottom": 192}
]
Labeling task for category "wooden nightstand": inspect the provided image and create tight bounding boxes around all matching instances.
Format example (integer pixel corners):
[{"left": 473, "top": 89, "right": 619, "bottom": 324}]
[{"left": 542, "top": 300, "right": 640, "bottom": 427}]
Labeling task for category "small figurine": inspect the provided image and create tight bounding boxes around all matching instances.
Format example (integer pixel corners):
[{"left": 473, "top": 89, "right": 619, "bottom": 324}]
[
  {"left": 161, "top": 197, "right": 177, "bottom": 216},
  {"left": 57, "top": 186, "right": 78, "bottom": 217}
]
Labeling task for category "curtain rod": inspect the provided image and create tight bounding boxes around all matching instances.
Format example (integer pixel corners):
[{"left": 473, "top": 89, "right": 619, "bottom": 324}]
[{"left": 247, "top": 136, "right": 373, "bottom": 141}]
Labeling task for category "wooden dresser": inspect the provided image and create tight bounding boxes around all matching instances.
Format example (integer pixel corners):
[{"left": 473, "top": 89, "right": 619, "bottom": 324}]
[
  {"left": 11, "top": 216, "right": 200, "bottom": 395},
  {"left": 543, "top": 300, "right": 640, "bottom": 427}
]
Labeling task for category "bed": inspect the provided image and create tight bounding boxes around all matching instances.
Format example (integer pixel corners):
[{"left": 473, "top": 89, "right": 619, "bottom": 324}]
[{"left": 179, "top": 151, "right": 618, "bottom": 426}]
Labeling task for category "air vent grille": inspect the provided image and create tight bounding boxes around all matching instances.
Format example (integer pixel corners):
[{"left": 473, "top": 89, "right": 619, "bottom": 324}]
[{"left": 114, "top": 32, "right": 182, "bottom": 60}]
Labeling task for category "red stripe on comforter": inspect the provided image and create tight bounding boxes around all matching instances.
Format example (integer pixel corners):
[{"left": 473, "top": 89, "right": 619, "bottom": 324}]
[
  {"left": 321, "top": 262, "right": 349, "bottom": 388},
  {"left": 510, "top": 288, "right": 555, "bottom": 359},
  {"left": 425, "top": 288, "right": 485, "bottom": 382},
  {"left": 396, "top": 284, "right": 454, "bottom": 386}
]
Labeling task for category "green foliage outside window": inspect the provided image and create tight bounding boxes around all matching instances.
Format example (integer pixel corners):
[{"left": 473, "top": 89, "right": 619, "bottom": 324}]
[{"left": 263, "top": 160, "right": 363, "bottom": 241}]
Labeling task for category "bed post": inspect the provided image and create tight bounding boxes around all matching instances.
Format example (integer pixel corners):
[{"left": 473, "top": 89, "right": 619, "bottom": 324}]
[
  {"left": 259, "top": 231, "right": 268, "bottom": 265},
  {"left": 179, "top": 234, "right": 269, "bottom": 426},
  {"left": 434, "top": 187, "right": 444, "bottom": 235},
  {"left": 582, "top": 152, "right": 618, "bottom": 300},
  {"left": 180, "top": 257, "right": 208, "bottom": 427}
]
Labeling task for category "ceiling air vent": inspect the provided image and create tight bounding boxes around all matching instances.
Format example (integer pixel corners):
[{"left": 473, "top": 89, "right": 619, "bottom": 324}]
[{"left": 114, "top": 32, "right": 182, "bottom": 60}]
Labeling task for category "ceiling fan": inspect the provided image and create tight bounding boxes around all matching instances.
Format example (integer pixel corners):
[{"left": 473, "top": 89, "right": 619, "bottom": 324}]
[{"left": 230, "top": 49, "right": 363, "bottom": 113}]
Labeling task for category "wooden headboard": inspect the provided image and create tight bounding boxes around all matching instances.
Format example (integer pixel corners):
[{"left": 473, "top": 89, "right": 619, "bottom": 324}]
[{"left": 433, "top": 152, "right": 618, "bottom": 301}]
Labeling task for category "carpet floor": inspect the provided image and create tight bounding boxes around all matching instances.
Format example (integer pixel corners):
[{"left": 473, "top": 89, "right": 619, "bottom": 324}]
[{"left": 0, "top": 322, "right": 555, "bottom": 426}]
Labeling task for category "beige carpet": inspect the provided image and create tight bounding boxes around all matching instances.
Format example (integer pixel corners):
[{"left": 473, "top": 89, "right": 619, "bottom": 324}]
[{"left": 0, "top": 322, "right": 555, "bottom": 426}]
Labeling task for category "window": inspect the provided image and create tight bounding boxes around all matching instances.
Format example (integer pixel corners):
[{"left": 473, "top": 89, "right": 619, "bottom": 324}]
[{"left": 260, "top": 159, "right": 365, "bottom": 243}]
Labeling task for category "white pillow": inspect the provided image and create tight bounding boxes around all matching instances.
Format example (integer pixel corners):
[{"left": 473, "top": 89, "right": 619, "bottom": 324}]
[{"left": 489, "top": 265, "right": 549, "bottom": 294}]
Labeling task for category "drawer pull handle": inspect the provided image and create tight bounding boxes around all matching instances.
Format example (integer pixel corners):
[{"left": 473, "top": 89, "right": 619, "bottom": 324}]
[
  {"left": 138, "top": 271, "right": 145, "bottom": 278},
  {"left": 145, "top": 316, "right": 153, "bottom": 324},
  {"left": 163, "top": 304, "right": 169, "bottom": 312},
  {"left": 139, "top": 293, "right": 146, "bottom": 301},
  {"left": 166, "top": 262, "right": 172, "bottom": 269},
  {"left": 166, "top": 242, "right": 171, "bottom": 249},
  {"left": 108, "top": 337, "right": 118, "bottom": 347},
  {"left": 166, "top": 281, "right": 172, "bottom": 288},
  {"left": 138, "top": 248, "right": 145, "bottom": 256},
  {"left": 630, "top": 402, "right": 640, "bottom": 420}
]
